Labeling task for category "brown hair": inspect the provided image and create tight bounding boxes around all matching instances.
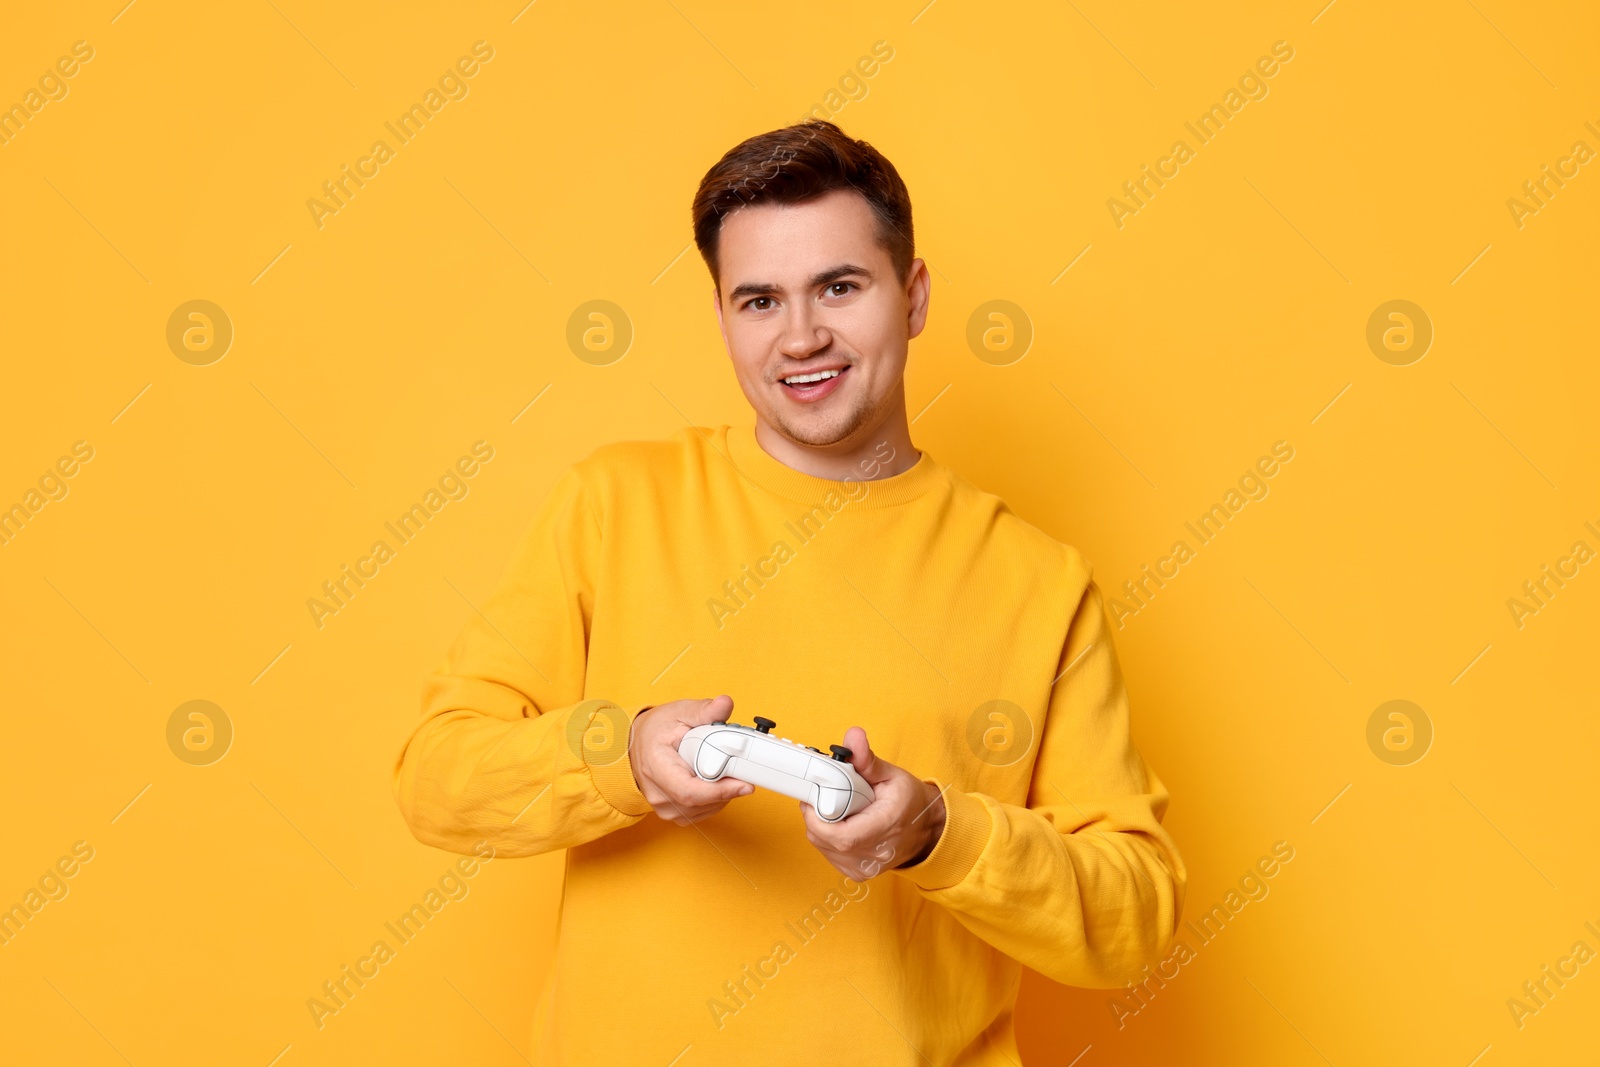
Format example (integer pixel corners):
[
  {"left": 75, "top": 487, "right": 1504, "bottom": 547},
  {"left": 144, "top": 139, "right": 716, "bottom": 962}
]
[{"left": 691, "top": 119, "right": 914, "bottom": 291}]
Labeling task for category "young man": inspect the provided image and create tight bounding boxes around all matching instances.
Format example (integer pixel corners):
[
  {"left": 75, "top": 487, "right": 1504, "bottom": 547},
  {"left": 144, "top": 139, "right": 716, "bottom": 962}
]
[{"left": 394, "top": 119, "right": 1186, "bottom": 1065}]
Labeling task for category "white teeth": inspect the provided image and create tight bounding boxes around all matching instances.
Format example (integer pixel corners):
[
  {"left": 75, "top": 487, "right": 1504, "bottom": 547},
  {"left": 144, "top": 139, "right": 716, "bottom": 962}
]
[{"left": 783, "top": 369, "right": 842, "bottom": 385}]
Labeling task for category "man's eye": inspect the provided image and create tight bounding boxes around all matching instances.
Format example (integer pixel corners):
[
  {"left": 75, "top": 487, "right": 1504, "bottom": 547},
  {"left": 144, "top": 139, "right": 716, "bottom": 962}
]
[
  {"left": 828, "top": 283, "right": 856, "bottom": 297},
  {"left": 746, "top": 297, "right": 773, "bottom": 311}
]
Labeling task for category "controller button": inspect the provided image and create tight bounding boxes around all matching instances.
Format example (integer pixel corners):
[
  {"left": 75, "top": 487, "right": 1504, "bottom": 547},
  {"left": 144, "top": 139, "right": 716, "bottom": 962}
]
[
  {"left": 753, "top": 717, "right": 776, "bottom": 733},
  {"left": 830, "top": 745, "right": 853, "bottom": 762}
]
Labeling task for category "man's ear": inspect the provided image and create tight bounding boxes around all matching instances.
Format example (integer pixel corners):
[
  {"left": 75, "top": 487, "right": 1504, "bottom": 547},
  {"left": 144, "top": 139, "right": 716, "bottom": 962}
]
[{"left": 906, "top": 258, "right": 931, "bottom": 341}]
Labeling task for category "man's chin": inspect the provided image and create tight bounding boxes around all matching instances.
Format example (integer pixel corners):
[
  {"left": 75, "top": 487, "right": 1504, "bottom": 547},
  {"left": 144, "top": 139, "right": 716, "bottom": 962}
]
[{"left": 767, "top": 407, "right": 867, "bottom": 449}]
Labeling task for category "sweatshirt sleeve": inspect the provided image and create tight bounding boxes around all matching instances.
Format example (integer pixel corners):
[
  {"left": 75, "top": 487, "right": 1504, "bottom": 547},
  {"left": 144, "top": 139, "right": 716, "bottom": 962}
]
[
  {"left": 891, "top": 574, "right": 1187, "bottom": 988},
  {"left": 392, "top": 465, "right": 653, "bottom": 859}
]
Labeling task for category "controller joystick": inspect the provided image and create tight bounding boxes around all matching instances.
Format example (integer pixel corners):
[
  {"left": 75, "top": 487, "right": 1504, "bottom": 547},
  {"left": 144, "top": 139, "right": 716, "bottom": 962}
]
[
  {"left": 753, "top": 717, "right": 776, "bottom": 734},
  {"left": 829, "top": 745, "right": 853, "bottom": 762}
]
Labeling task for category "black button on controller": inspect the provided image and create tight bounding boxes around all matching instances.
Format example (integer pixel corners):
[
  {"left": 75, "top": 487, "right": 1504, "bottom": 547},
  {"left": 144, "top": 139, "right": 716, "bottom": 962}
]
[
  {"left": 753, "top": 717, "right": 776, "bottom": 734},
  {"left": 829, "top": 745, "right": 852, "bottom": 762}
]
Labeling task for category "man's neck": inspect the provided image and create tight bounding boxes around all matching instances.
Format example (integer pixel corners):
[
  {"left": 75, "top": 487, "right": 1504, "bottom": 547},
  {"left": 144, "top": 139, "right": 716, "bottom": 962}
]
[{"left": 753, "top": 407, "right": 919, "bottom": 482}]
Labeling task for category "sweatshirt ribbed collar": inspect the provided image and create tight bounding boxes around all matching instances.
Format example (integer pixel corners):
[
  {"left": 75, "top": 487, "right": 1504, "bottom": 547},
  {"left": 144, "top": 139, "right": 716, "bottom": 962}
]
[{"left": 721, "top": 424, "right": 945, "bottom": 509}]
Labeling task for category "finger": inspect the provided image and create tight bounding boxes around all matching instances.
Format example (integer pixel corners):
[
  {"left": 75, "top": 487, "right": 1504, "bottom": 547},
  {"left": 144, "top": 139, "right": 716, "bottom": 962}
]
[
  {"left": 657, "top": 798, "right": 725, "bottom": 825},
  {"left": 655, "top": 749, "right": 744, "bottom": 792},
  {"left": 672, "top": 778, "right": 753, "bottom": 810},
  {"left": 657, "top": 759, "right": 754, "bottom": 806},
  {"left": 801, "top": 772, "right": 889, "bottom": 832},
  {"left": 801, "top": 799, "right": 868, "bottom": 850},
  {"left": 639, "top": 766, "right": 748, "bottom": 815},
  {"left": 842, "top": 725, "right": 889, "bottom": 785},
  {"left": 651, "top": 800, "right": 694, "bottom": 825},
  {"left": 656, "top": 751, "right": 742, "bottom": 793},
  {"left": 677, "top": 788, "right": 755, "bottom": 820},
  {"left": 803, "top": 794, "right": 900, "bottom": 859},
  {"left": 801, "top": 800, "right": 837, "bottom": 841},
  {"left": 683, "top": 694, "right": 736, "bottom": 727}
]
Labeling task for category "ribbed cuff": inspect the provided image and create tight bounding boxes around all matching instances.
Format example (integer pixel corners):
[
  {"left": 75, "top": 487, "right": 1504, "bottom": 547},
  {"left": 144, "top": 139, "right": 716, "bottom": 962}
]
[
  {"left": 578, "top": 701, "right": 652, "bottom": 817},
  {"left": 894, "top": 783, "right": 992, "bottom": 891}
]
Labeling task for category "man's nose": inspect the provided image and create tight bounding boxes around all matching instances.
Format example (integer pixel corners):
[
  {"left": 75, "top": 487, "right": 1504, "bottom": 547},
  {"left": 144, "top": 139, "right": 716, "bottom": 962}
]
[{"left": 779, "top": 300, "right": 827, "bottom": 357}]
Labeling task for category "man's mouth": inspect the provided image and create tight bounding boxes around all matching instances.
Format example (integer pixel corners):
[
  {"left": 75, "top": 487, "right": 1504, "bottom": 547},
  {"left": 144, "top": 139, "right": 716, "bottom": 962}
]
[{"left": 779, "top": 365, "right": 848, "bottom": 402}]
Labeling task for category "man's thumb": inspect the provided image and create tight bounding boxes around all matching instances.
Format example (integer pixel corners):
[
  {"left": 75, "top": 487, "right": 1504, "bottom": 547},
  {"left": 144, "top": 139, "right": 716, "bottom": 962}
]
[
  {"left": 687, "top": 694, "right": 735, "bottom": 725},
  {"left": 842, "top": 725, "right": 882, "bottom": 781}
]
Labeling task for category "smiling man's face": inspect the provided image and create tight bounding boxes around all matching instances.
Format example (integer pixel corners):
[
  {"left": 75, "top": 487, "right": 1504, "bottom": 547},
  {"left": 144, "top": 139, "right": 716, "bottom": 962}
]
[{"left": 713, "top": 187, "right": 928, "bottom": 451}]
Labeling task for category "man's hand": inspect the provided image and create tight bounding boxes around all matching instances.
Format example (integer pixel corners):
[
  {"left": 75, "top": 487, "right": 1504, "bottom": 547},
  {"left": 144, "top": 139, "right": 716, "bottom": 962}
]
[
  {"left": 629, "top": 695, "right": 753, "bottom": 825},
  {"left": 802, "top": 726, "right": 947, "bottom": 881}
]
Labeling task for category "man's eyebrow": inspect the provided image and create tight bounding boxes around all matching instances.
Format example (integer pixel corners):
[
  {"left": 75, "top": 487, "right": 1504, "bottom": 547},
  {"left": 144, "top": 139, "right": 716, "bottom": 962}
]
[{"left": 726, "top": 263, "right": 874, "bottom": 302}]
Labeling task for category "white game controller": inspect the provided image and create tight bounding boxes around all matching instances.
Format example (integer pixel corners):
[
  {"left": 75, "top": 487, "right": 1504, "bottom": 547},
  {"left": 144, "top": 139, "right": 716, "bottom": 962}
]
[{"left": 678, "top": 717, "right": 875, "bottom": 822}]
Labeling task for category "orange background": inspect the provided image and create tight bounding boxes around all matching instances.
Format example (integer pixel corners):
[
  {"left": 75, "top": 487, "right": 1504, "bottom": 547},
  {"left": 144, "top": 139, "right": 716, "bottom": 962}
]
[{"left": 2, "top": 1, "right": 1597, "bottom": 1064}]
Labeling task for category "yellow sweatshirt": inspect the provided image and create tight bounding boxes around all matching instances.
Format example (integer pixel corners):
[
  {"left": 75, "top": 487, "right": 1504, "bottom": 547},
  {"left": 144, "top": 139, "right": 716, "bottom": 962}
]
[{"left": 393, "top": 423, "right": 1186, "bottom": 1066}]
